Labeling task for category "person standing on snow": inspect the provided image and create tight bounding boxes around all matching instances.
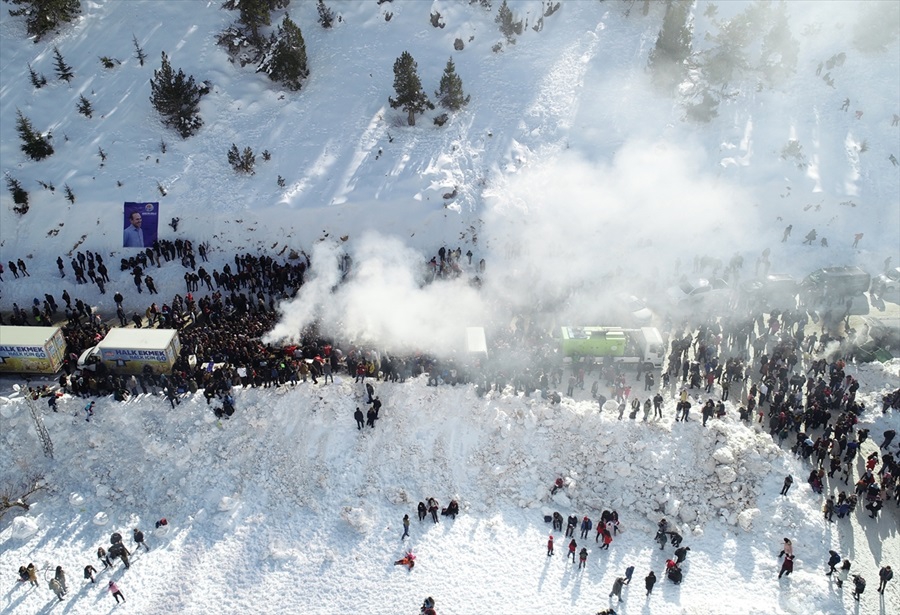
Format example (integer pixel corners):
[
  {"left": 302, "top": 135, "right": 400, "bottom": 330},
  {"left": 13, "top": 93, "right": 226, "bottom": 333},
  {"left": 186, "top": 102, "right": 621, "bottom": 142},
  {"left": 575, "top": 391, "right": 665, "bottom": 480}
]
[
  {"left": 624, "top": 566, "right": 634, "bottom": 585},
  {"left": 565, "top": 514, "right": 578, "bottom": 538},
  {"left": 778, "top": 554, "right": 794, "bottom": 578},
  {"left": 354, "top": 407, "right": 364, "bottom": 429},
  {"left": 778, "top": 538, "right": 793, "bottom": 559},
  {"left": 84, "top": 564, "right": 97, "bottom": 584},
  {"left": 674, "top": 547, "right": 691, "bottom": 564},
  {"left": 55, "top": 566, "right": 67, "bottom": 594},
  {"left": 547, "top": 535, "right": 554, "bottom": 556},
  {"left": 836, "top": 559, "right": 852, "bottom": 588},
  {"left": 580, "top": 516, "right": 592, "bottom": 539},
  {"left": 568, "top": 538, "right": 578, "bottom": 562},
  {"left": 578, "top": 547, "right": 588, "bottom": 570},
  {"left": 402, "top": 514, "right": 410, "bottom": 540},
  {"left": 645, "top": 570, "right": 657, "bottom": 595},
  {"left": 552, "top": 512, "right": 563, "bottom": 532}
]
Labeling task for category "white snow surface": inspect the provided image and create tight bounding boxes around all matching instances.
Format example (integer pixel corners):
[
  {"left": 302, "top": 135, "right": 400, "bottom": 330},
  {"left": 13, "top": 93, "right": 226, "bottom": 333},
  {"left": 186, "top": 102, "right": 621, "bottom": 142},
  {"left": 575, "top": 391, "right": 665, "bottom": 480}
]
[{"left": 1, "top": 1, "right": 899, "bottom": 614}]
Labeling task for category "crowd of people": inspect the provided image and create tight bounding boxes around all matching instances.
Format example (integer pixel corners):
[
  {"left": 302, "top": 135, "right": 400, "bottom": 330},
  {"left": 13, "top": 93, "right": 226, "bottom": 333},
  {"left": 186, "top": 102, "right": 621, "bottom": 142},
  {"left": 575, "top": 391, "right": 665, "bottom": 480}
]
[{"left": 12, "top": 523, "right": 166, "bottom": 604}]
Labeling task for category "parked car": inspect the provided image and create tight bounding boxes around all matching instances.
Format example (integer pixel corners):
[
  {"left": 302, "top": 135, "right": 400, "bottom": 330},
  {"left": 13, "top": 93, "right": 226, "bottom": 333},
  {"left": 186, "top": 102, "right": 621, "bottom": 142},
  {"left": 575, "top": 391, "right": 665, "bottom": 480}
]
[
  {"left": 800, "top": 266, "right": 871, "bottom": 307},
  {"left": 738, "top": 274, "right": 799, "bottom": 312},
  {"left": 617, "top": 293, "right": 654, "bottom": 326},
  {"left": 665, "top": 277, "right": 732, "bottom": 315},
  {"left": 870, "top": 267, "right": 900, "bottom": 298}
]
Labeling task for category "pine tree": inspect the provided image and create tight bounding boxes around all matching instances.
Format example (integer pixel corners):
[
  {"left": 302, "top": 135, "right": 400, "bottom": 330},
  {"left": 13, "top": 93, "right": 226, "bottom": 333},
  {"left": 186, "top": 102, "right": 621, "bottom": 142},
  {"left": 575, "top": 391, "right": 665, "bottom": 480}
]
[
  {"left": 317, "top": 0, "right": 335, "bottom": 28},
  {"left": 63, "top": 183, "right": 75, "bottom": 204},
  {"left": 258, "top": 15, "right": 309, "bottom": 91},
  {"left": 53, "top": 46, "right": 74, "bottom": 81},
  {"left": 27, "top": 63, "right": 47, "bottom": 88},
  {"left": 227, "top": 144, "right": 256, "bottom": 174},
  {"left": 76, "top": 94, "right": 93, "bottom": 118},
  {"left": 647, "top": 0, "right": 693, "bottom": 89},
  {"left": 150, "top": 51, "right": 204, "bottom": 138},
  {"left": 435, "top": 57, "right": 470, "bottom": 112},
  {"left": 8, "top": 0, "right": 81, "bottom": 42},
  {"left": 133, "top": 34, "right": 147, "bottom": 66},
  {"left": 5, "top": 174, "right": 29, "bottom": 212},
  {"left": 222, "top": 0, "right": 288, "bottom": 43},
  {"left": 495, "top": 0, "right": 523, "bottom": 43},
  {"left": 389, "top": 51, "right": 433, "bottom": 126},
  {"left": 15, "top": 109, "right": 54, "bottom": 161}
]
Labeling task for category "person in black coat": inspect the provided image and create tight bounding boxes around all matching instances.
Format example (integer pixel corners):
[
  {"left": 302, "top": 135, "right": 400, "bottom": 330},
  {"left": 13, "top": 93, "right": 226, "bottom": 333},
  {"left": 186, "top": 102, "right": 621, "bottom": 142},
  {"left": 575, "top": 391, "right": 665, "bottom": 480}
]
[
  {"left": 354, "top": 407, "right": 365, "bottom": 429},
  {"left": 417, "top": 502, "right": 427, "bottom": 522},
  {"left": 646, "top": 570, "right": 657, "bottom": 595},
  {"left": 366, "top": 407, "right": 377, "bottom": 428},
  {"left": 674, "top": 546, "right": 690, "bottom": 564},
  {"left": 133, "top": 528, "right": 149, "bottom": 551}
]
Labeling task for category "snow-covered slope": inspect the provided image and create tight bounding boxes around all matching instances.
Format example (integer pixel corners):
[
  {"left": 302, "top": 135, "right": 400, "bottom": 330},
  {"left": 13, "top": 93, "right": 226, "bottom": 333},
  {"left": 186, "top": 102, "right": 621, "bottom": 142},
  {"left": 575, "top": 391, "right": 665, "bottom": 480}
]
[{"left": 1, "top": 2, "right": 899, "bottom": 614}]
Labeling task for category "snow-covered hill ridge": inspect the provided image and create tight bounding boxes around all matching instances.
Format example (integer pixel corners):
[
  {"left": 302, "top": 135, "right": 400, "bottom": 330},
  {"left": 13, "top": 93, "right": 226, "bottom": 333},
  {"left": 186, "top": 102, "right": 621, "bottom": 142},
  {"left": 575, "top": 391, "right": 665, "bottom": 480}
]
[{"left": 1, "top": 2, "right": 897, "bottom": 272}]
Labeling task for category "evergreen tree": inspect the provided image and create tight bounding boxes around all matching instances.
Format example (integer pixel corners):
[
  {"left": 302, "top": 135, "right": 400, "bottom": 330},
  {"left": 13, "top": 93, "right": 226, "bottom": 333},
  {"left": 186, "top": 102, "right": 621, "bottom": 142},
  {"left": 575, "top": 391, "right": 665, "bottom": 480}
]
[
  {"left": 647, "top": 0, "right": 693, "bottom": 89},
  {"left": 258, "top": 15, "right": 309, "bottom": 91},
  {"left": 15, "top": 109, "right": 54, "bottom": 161},
  {"left": 227, "top": 144, "right": 256, "bottom": 174},
  {"left": 435, "top": 57, "right": 470, "bottom": 112},
  {"left": 5, "top": 174, "right": 29, "bottom": 212},
  {"left": 495, "top": 0, "right": 523, "bottom": 43},
  {"left": 317, "top": 0, "right": 335, "bottom": 28},
  {"left": 389, "top": 51, "right": 433, "bottom": 126},
  {"left": 76, "top": 94, "right": 93, "bottom": 118},
  {"left": 53, "top": 46, "right": 74, "bottom": 81},
  {"left": 222, "top": 0, "right": 288, "bottom": 43},
  {"left": 8, "top": 0, "right": 81, "bottom": 42},
  {"left": 133, "top": 34, "right": 147, "bottom": 66},
  {"left": 27, "top": 62, "right": 47, "bottom": 88},
  {"left": 150, "top": 51, "right": 204, "bottom": 138},
  {"left": 63, "top": 183, "right": 75, "bottom": 204}
]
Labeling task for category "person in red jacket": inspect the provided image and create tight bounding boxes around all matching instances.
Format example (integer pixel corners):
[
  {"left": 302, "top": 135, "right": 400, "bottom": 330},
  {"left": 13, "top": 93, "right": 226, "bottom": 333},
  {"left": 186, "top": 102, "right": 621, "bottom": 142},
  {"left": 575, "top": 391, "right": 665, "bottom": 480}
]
[
  {"left": 568, "top": 538, "right": 577, "bottom": 562},
  {"left": 547, "top": 535, "right": 554, "bottom": 556}
]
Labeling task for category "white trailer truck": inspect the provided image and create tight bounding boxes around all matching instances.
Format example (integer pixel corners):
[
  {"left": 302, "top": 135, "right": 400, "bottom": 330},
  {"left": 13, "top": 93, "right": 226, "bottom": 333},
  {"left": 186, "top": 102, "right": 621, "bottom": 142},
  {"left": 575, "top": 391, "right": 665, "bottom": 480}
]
[
  {"left": 77, "top": 328, "right": 181, "bottom": 375},
  {"left": 0, "top": 325, "right": 67, "bottom": 374}
]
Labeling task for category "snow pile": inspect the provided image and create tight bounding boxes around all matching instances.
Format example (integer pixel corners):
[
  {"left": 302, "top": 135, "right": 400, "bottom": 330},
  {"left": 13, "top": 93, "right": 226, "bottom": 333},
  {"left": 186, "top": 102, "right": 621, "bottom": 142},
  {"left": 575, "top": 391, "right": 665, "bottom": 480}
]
[
  {"left": 10, "top": 516, "right": 38, "bottom": 539},
  {"left": 469, "top": 392, "right": 782, "bottom": 529}
]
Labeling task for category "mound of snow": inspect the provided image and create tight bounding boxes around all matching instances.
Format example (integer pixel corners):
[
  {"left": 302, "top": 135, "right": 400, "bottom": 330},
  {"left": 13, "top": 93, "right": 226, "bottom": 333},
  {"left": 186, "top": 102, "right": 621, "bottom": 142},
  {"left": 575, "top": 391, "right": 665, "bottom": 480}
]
[
  {"left": 341, "top": 506, "right": 374, "bottom": 534},
  {"left": 11, "top": 516, "right": 38, "bottom": 539},
  {"left": 69, "top": 492, "right": 85, "bottom": 507},
  {"left": 218, "top": 496, "right": 237, "bottom": 512},
  {"left": 93, "top": 512, "right": 109, "bottom": 526}
]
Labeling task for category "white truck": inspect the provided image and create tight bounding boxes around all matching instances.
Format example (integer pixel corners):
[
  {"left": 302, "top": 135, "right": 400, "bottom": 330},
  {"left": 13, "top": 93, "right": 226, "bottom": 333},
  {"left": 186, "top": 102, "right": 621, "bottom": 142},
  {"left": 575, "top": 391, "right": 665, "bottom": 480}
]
[
  {"left": 0, "top": 325, "right": 67, "bottom": 374},
  {"left": 78, "top": 328, "right": 181, "bottom": 375},
  {"left": 559, "top": 326, "right": 665, "bottom": 370}
]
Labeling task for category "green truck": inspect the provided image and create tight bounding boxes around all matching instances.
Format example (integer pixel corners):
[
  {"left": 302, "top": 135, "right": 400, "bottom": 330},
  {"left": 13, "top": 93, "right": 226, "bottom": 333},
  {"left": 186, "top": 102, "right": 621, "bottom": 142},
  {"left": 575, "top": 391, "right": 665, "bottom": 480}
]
[{"left": 559, "top": 326, "right": 664, "bottom": 370}]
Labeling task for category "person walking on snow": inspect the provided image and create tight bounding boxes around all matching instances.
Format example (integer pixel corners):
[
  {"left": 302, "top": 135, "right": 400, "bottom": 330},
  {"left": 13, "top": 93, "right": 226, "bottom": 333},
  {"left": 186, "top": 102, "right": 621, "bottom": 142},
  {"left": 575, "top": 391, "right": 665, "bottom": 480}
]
[
  {"left": 547, "top": 535, "right": 554, "bottom": 556},
  {"left": 568, "top": 538, "right": 578, "bottom": 562},
  {"left": 852, "top": 575, "right": 866, "bottom": 600},
  {"left": 49, "top": 578, "right": 65, "bottom": 601},
  {"left": 878, "top": 566, "right": 893, "bottom": 593},
  {"left": 402, "top": 514, "right": 410, "bottom": 540},
  {"left": 836, "top": 559, "right": 852, "bottom": 588},
  {"left": 645, "top": 570, "right": 657, "bottom": 595},
  {"left": 609, "top": 576, "right": 625, "bottom": 602},
  {"left": 133, "top": 528, "right": 149, "bottom": 551},
  {"left": 826, "top": 550, "right": 841, "bottom": 575},
  {"left": 84, "top": 565, "right": 97, "bottom": 584},
  {"left": 108, "top": 580, "right": 126, "bottom": 604},
  {"left": 779, "top": 554, "right": 795, "bottom": 578},
  {"left": 780, "top": 475, "right": 793, "bottom": 496},
  {"left": 354, "top": 407, "right": 364, "bottom": 429},
  {"left": 578, "top": 547, "right": 588, "bottom": 569}
]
